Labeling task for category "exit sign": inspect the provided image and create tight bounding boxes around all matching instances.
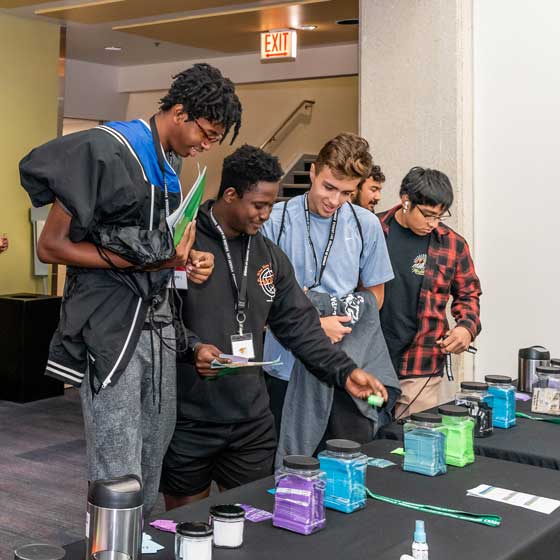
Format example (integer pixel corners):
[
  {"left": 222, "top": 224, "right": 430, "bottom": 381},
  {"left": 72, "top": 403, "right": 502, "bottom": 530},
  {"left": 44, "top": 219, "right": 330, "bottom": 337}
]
[{"left": 260, "top": 30, "right": 297, "bottom": 62}]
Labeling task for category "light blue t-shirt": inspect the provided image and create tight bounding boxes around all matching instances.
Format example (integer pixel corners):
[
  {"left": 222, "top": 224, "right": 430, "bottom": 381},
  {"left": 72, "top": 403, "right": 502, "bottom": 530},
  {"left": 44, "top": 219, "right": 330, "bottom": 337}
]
[{"left": 261, "top": 195, "right": 394, "bottom": 381}]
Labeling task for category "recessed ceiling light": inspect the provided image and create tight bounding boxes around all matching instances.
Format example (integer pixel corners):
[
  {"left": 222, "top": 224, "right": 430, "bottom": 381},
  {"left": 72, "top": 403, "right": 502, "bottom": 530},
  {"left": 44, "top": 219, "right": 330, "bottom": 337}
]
[
  {"left": 336, "top": 18, "right": 359, "bottom": 25},
  {"left": 104, "top": 46, "right": 122, "bottom": 51},
  {"left": 298, "top": 24, "right": 317, "bottom": 31}
]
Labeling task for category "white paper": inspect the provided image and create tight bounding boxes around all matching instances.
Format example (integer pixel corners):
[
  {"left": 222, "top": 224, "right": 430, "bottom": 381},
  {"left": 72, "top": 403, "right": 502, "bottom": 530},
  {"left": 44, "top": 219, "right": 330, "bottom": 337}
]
[
  {"left": 166, "top": 166, "right": 207, "bottom": 230},
  {"left": 142, "top": 532, "right": 164, "bottom": 554},
  {"left": 467, "top": 484, "right": 560, "bottom": 515},
  {"left": 211, "top": 356, "right": 282, "bottom": 369}
]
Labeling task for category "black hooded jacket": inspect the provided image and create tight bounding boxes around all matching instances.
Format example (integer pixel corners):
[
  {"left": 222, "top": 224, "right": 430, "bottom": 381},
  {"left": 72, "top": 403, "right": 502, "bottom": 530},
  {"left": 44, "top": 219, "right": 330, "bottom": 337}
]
[
  {"left": 177, "top": 200, "right": 357, "bottom": 423},
  {"left": 19, "top": 124, "right": 179, "bottom": 389}
]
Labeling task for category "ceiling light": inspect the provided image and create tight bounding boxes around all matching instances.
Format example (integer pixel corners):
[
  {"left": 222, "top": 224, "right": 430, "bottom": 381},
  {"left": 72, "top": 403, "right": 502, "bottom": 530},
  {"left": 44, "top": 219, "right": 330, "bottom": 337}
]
[
  {"left": 104, "top": 46, "right": 122, "bottom": 51},
  {"left": 336, "top": 18, "right": 359, "bottom": 25},
  {"left": 298, "top": 24, "right": 317, "bottom": 31}
]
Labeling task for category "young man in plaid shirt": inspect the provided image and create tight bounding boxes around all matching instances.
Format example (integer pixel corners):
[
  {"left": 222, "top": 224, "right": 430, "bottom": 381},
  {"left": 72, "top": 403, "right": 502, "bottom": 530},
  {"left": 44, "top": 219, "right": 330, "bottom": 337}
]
[{"left": 378, "top": 167, "right": 481, "bottom": 417}]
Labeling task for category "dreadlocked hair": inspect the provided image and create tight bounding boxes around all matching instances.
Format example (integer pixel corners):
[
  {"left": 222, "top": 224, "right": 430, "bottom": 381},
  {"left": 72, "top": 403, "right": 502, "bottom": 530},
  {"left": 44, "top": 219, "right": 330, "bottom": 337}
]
[{"left": 159, "top": 63, "right": 242, "bottom": 144}]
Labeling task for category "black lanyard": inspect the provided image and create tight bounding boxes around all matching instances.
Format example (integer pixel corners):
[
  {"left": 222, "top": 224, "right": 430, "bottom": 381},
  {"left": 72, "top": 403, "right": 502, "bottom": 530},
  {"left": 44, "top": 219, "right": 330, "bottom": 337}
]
[
  {"left": 210, "top": 207, "right": 252, "bottom": 334},
  {"left": 149, "top": 115, "right": 170, "bottom": 218},
  {"left": 304, "top": 193, "right": 339, "bottom": 289}
]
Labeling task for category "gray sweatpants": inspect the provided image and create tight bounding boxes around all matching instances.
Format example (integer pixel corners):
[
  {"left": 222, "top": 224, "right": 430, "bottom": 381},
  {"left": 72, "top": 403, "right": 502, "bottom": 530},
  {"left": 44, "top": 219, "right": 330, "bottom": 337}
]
[{"left": 80, "top": 325, "right": 176, "bottom": 516}]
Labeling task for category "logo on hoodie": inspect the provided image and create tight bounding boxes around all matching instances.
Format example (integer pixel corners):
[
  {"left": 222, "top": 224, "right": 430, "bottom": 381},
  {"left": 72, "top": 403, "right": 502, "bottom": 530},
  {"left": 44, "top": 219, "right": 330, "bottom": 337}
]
[{"left": 257, "top": 263, "right": 275, "bottom": 302}]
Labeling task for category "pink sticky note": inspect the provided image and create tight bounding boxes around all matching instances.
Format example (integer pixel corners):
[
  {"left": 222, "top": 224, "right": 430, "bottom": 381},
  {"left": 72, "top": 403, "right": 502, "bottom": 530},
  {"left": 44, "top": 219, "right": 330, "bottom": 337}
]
[{"left": 150, "top": 519, "right": 177, "bottom": 533}]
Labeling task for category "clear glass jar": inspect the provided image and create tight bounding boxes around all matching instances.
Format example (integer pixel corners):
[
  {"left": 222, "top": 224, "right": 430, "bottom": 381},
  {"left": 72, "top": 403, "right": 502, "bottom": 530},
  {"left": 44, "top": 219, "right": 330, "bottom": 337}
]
[
  {"left": 403, "top": 413, "right": 447, "bottom": 476},
  {"left": 536, "top": 365, "right": 560, "bottom": 389},
  {"left": 209, "top": 504, "right": 245, "bottom": 548},
  {"left": 272, "top": 455, "right": 326, "bottom": 535},
  {"left": 438, "top": 405, "right": 475, "bottom": 467},
  {"left": 532, "top": 365, "right": 560, "bottom": 415},
  {"left": 318, "top": 439, "right": 367, "bottom": 513},
  {"left": 175, "top": 522, "right": 212, "bottom": 560},
  {"left": 455, "top": 381, "right": 494, "bottom": 438},
  {"left": 485, "top": 375, "right": 516, "bottom": 428}
]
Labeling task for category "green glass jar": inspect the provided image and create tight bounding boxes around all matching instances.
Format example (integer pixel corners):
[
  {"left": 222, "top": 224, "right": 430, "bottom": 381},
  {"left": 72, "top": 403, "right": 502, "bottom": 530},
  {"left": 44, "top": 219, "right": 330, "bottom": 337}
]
[{"left": 438, "top": 404, "right": 475, "bottom": 467}]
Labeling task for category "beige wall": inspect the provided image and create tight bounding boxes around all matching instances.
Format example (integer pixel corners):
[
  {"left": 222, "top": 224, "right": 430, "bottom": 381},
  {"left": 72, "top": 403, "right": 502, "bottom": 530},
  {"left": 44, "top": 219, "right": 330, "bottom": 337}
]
[
  {"left": 360, "top": 0, "right": 474, "bottom": 392},
  {"left": 0, "top": 14, "right": 59, "bottom": 295},
  {"left": 126, "top": 75, "right": 358, "bottom": 199}
]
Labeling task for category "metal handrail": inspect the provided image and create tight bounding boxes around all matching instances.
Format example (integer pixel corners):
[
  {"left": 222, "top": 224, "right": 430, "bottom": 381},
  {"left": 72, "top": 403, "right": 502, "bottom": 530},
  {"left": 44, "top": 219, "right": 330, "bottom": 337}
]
[{"left": 259, "top": 99, "right": 315, "bottom": 151}]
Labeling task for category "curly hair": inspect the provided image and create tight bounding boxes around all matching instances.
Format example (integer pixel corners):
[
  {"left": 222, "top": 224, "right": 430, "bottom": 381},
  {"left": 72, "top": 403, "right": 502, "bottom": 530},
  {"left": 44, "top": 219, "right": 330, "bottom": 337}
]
[
  {"left": 159, "top": 63, "right": 242, "bottom": 144},
  {"left": 400, "top": 167, "right": 454, "bottom": 210},
  {"left": 218, "top": 145, "right": 284, "bottom": 198},
  {"left": 314, "top": 132, "right": 372, "bottom": 180},
  {"left": 358, "top": 164, "right": 385, "bottom": 189}
]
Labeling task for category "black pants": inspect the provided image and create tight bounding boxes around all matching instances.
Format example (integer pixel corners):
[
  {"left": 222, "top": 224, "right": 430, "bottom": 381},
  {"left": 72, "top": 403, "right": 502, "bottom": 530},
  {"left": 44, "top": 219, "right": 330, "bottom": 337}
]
[{"left": 265, "top": 373, "right": 289, "bottom": 439}]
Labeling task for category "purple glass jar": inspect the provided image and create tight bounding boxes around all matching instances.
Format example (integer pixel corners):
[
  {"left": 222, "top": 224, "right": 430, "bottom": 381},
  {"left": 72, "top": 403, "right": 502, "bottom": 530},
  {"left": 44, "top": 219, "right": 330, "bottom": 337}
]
[{"left": 272, "top": 455, "right": 326, "bottom": 535}]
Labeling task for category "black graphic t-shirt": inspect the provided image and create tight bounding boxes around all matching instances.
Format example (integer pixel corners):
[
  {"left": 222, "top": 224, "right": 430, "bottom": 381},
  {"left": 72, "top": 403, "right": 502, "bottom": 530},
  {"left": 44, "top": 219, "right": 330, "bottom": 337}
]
[{"left": 380, "top": 218, "right": 430, "bottom": 375}]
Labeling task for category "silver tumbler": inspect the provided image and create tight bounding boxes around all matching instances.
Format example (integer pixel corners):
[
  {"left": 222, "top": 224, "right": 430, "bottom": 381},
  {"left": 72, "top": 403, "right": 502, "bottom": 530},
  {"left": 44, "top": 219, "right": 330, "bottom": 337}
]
[
  {"left": 85, "top": 475, "right": 143, "bottom": 560},
  {"left": 518, "top": 346, "right": 550, "bottom": 393}
]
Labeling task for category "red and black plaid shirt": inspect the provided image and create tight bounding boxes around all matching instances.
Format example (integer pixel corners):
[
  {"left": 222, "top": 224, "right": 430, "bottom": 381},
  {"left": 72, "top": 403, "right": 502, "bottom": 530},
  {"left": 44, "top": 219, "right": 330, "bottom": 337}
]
[{"left": 379, "top": 205, "right": 482, "bottom": 378}]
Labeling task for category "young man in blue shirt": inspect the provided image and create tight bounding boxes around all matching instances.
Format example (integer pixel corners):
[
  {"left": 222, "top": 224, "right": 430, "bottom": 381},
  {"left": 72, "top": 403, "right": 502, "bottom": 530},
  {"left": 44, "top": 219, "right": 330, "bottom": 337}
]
[{"left": 262, "top": 133, "right": 399, "bottom": 447}]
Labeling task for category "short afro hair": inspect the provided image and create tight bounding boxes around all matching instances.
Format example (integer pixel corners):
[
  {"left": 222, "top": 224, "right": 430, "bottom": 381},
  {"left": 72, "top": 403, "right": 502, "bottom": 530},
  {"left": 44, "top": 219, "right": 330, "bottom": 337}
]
[
  {"left": 159, "top": 63, "right": 242, "bottom": 144},
  {"left": 218, "top": 145, "right": 284, "bottom": 198},
  {"left": 400, "top": 167, "right": 454, "bottom": 211}
]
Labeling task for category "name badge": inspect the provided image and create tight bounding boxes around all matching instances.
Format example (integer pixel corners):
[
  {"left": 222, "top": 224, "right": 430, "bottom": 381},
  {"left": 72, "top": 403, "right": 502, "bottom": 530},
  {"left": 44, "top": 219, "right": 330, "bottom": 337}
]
[
  {"left": 230, "top": 333, "right": 255, "bottom": 359},
  {"left": 169, "top": 267, "right": 188, "bottom": 290}
]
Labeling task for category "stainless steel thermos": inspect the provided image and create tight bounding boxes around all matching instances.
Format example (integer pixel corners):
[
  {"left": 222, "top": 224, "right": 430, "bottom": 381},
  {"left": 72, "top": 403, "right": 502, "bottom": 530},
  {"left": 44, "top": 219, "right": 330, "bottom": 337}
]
[
  {"left": 518, "top": 345, "right": 550, "bottom": 393},
  {"left": 85, "top": 475, "right": 143, "bottom": 560}
]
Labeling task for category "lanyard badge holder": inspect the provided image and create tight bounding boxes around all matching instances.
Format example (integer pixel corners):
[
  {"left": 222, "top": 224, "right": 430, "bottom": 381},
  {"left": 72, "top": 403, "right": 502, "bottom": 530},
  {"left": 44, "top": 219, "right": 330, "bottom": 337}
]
[
  {"left": 303, "top": 193, "right": 339, "bottom": 292},
  {"left": 210, "top": 208, "right": 255, "bottom": 359}
]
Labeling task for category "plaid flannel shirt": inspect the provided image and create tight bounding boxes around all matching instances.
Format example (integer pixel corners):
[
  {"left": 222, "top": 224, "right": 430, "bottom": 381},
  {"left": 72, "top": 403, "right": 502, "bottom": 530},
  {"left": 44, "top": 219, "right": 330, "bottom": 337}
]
[{"left": 379, "top": 205, "right": 482, "bottom": 378}]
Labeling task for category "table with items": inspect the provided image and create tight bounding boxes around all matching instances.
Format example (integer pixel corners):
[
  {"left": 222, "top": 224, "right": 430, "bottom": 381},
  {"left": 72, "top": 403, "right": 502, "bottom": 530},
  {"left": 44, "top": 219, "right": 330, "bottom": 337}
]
[
  {"left": 64, "top": 437, "right": 560, "bottom": 560},
  {"left": 379, "top": 397, "right": 560, "bottom": 470}
]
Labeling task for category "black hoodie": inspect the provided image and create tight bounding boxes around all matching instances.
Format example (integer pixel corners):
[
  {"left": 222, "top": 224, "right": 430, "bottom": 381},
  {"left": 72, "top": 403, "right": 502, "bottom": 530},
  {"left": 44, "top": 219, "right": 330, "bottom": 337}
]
[{"left": 178, "top": 200, "right": 357, "bottom": 423}]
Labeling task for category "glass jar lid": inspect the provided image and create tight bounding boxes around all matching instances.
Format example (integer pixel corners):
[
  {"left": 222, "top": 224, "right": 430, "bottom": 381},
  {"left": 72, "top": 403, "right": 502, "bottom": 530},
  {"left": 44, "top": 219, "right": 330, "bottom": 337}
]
[
  {"left": 325, "top": 439, "right": 362, "bottom": 453},
  {"left": 438, "top": 404, "right": 469, "bottom": 417},
  {"left": 536, "top": 365, "right": 560, "bottom": 375},
  {"left": 176, "top": 521, "right": 213, "bottom": 538},
  {"left": 484, "top": 375, "right": 512, "bottom": 384},
  {"left": 209, "top": 504, "right": 245, "bottom": 519},
  {"left": 410, "top": 412, "right": 442, "bottom": 424},
  {"left": 460, "top": 381, "right": 488, "bottom": 391},
  {"left": 283, "top": 455, "right": 320, "bottom": 470}
]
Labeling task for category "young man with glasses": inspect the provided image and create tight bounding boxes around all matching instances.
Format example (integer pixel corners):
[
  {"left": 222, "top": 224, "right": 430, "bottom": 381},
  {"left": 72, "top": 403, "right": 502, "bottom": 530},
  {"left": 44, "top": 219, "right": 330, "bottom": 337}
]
[
  {"left": 19, "top": 63, "right": 242, "bottom": 515},
  {"left": 378, "top": 167, "right": 482, "bottom": 417}
]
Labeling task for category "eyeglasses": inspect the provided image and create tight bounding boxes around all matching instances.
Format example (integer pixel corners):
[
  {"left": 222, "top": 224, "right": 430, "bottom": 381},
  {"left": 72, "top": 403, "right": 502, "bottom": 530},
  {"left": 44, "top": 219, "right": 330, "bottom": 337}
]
[
  {"left": 415, "top": 205, "right": 452, "bottom": 224},
  {"left": 193, "top": 119, "right": 223, "bottom": 144}
]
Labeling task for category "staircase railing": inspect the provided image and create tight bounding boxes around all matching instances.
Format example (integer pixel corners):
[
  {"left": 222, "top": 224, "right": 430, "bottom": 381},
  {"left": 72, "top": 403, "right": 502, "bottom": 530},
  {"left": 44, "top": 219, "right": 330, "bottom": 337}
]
[{"left": 259, "top": 99, "right": 315, "bottom": 151}]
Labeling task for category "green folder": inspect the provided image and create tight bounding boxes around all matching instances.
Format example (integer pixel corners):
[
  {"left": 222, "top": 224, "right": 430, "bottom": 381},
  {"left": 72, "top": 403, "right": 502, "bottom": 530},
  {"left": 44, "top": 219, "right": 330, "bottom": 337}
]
[{"left": 170, "top": 167, "right": 207, "bottom": 247}]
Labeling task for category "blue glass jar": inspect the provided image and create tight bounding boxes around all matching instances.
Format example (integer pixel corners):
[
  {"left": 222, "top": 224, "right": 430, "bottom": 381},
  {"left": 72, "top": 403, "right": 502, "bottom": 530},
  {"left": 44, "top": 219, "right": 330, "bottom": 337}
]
[
  {"left": 318, "top": 439, "right": 367, "bottom": 513},
  {"left": 485, "top": 375, "right": 516, "bottom": 428},
  {"left": 455, "top": 381, "right": 494, "bottom": 438},
  {"left": 403, "top": 413, "right": 447, "bottom": 476}
]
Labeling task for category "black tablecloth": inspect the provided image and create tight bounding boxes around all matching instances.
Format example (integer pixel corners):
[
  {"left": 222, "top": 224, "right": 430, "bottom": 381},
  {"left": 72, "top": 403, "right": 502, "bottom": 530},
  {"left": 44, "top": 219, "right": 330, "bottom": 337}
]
[
  {"left": 65, "top": 439, "right": 560, "bottom": 560},
  {"left": 378, "top": 399, "right": 560, "bottom": 470}
]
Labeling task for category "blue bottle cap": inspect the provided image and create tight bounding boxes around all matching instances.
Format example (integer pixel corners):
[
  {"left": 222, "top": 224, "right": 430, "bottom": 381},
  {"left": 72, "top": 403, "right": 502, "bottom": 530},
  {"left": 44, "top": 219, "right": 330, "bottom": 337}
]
[{"left": 414, "top": 520, "right": 426, "bottom": 543}]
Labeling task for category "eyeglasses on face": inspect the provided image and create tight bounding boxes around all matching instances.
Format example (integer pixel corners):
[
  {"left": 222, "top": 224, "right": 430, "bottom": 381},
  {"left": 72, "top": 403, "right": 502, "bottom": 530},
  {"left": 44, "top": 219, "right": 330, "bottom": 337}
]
[
  {"left": 192, "top": 119, "right": 223, "bottom": 144},
  {"left": 415, "top": 205, "right": 452, "bottom": 223}
]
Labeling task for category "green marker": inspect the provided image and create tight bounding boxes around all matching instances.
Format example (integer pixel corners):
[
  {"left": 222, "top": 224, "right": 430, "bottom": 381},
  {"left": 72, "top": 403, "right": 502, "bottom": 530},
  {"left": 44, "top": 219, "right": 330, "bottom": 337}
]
[{"left": 368, "top": 394, "right": 384, "bottom": 407}]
